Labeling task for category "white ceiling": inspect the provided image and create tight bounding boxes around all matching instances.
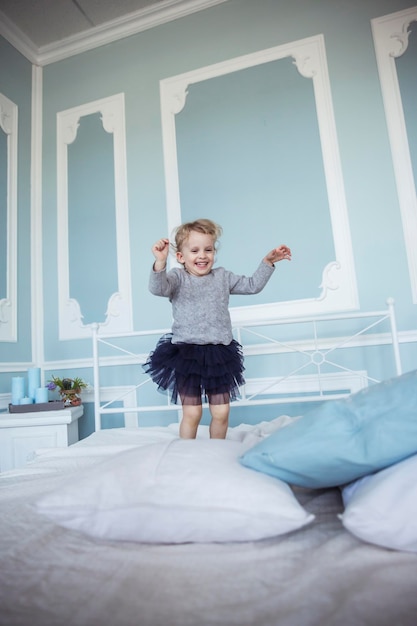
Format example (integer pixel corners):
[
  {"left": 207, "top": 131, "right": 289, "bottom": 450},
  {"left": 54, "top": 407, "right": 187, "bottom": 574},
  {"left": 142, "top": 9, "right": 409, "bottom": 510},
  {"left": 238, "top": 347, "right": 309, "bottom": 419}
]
[{"left": 0, "top": 0, "right": 227, "bottom": 65}]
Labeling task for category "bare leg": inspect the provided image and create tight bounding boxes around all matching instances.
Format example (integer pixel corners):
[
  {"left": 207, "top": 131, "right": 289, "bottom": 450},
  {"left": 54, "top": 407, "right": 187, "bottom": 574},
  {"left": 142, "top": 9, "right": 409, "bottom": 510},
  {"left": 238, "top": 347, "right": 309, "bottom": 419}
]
[
  {"left": 179, "top": 403, "right": 202, "bottom": 439},
  {"left": 209, "top": 402, "right": 230, "bottom": 439}
]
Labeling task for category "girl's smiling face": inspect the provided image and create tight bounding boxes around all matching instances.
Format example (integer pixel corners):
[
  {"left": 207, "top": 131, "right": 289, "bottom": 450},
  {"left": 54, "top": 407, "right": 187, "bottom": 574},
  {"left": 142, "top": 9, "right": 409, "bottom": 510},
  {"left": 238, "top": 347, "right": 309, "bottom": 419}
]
[{"left": 176, "top": 231, "right": 216, "bottom": 276}]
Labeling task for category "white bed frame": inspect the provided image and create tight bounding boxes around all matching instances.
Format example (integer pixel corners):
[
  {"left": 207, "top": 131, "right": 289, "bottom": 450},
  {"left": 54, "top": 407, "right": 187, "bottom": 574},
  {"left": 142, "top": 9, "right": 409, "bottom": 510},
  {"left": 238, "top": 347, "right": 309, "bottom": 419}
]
[{"left": 91, "top": 298, "right": 402, "bottom": 431}]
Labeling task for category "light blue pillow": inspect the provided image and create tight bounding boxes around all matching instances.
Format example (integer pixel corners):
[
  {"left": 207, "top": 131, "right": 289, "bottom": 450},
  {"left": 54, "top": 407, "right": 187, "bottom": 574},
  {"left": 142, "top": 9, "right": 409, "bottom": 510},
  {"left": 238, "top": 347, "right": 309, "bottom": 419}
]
[{"left": 240, "top": 369, "right": 417, "bottom": 488}]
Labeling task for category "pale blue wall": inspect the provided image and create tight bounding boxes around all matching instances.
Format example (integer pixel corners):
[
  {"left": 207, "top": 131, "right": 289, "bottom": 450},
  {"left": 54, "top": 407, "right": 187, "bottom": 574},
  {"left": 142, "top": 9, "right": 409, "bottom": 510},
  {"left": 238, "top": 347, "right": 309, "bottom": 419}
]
[
  {"left": 0, "top": 37, "right": 32, "bottom": 367},
  {"left": 41, "top": 0, "right": 417, "bottom": 355},
  {"left": 0, "top": 129, "right": 7, "bottom": 297},
  {"left": 175, "top": 57, "right": 335, "bottom": 305},
  {"left": 396, "top": 20, "right": 417, "bottom": 182},
  {"left": 67, "top": 112, "right": 119, "bottom": 324}
]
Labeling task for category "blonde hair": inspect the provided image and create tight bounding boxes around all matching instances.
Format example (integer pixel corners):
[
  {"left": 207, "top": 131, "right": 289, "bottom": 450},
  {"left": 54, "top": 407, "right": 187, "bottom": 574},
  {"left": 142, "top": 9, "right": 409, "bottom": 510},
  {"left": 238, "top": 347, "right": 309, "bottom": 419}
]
[{"left": 173, "top": 218, "right": 222, "bottom": 253}]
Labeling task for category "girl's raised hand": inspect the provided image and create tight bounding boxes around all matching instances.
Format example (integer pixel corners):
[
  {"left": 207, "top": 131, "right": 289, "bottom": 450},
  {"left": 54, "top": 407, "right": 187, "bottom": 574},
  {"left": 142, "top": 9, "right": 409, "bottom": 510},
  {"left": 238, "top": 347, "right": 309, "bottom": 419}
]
[
  {"left": 152, "top": 238, "right": 170, "bottom": 269},
  {"left": 264, "top": 245, "right": 292, "bottom": 266}
]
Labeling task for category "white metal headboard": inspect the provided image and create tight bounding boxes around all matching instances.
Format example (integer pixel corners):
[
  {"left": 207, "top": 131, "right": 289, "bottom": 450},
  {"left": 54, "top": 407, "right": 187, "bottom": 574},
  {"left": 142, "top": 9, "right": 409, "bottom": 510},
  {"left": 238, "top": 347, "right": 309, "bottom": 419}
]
[{"left": 91, "top": 298, "right": 401, "bottom": 431}]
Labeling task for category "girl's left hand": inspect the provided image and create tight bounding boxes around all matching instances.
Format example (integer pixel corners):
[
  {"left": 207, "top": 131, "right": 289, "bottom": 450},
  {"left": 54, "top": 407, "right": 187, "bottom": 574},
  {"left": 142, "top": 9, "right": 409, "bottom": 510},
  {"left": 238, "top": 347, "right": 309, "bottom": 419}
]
[{"left": 264, "top": 245, "right": 292, "bottom": 265}]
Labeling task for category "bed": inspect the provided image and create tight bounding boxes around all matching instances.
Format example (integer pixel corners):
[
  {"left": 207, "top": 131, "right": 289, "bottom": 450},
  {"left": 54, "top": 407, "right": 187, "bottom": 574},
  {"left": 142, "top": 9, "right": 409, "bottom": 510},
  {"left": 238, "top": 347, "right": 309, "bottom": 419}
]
[{"left": 1, "top": 301, "right": 417, "bottom": 626}]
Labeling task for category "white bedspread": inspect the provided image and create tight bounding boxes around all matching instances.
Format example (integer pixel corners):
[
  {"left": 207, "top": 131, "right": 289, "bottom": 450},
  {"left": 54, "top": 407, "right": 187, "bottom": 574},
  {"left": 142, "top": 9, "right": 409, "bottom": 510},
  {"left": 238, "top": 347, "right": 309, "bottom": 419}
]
[{"left": 1, "top": 419, "right": 416, "bottom": 626}]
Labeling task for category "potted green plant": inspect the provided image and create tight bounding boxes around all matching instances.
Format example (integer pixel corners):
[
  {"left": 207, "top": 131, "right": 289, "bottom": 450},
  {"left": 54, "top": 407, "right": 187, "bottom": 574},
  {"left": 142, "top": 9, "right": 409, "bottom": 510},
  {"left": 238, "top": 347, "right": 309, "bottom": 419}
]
[{"left": 47, "top": 376, "right": 88, "bottom": 406}]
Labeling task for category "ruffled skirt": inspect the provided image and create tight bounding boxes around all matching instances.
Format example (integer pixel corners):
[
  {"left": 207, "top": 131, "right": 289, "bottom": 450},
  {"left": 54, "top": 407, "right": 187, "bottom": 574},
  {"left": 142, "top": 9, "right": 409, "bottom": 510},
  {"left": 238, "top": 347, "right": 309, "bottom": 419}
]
[{"left": 143, "top": 334, "right": 245, "bottom": 405}]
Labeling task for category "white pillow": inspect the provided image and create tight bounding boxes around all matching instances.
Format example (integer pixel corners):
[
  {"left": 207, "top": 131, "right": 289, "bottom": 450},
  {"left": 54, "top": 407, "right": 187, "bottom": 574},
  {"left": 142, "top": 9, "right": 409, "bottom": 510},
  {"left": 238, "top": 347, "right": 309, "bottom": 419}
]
[
  {"left": 340, "top": 453, "right": 417, "bottom": 552},
  {"left": 34, "top": 439, "right": 314, "bottom": 544}
]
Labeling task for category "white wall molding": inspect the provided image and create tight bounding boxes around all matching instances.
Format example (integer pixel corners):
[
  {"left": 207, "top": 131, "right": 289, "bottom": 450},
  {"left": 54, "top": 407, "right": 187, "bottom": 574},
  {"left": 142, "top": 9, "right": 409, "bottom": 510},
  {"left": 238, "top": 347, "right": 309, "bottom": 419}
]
[
  {"left": 57, "top": 93, "right": 133, "bottom": 340},
  {"left": 0, "top": 1, "right": 229, "bottom": 66},
  {"left": 0, "top": 393, "right": 11, "bottom": 411},
  {"left": 160, "top": 35, "right": 358, "bottom": 323},
  {"left": 3, "top": 327, "right": 414, "bottom": 375},
  {"left": 0, "top": 92, "right": 18, "bottom": 342},
  {"left": 83, "top": 386, "right": 139, "bottom": 428},
  {"left": 31, "top": 65, "right": 44, "bottom": 363},
  {"left": 0, "top": 10, "right": 39, "bottom": 64},
  {"left": 372, "top": 6, "right": 417, "bottom": 303},
  {"left": 244, "top": 371, "right": 369, "bottom": 401},
  {"left": 0, "top": 362, "right": 34, "bottom": 374}
]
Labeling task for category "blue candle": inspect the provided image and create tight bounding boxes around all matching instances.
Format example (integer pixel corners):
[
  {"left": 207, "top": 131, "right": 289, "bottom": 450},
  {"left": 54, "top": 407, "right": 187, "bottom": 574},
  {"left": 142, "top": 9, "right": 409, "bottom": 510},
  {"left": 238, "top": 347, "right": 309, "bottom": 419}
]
[
  {"left": 35, "top": 387, "right": 49, "bottom": 404},
  {"left": 28, "top": 367, "right": 41, "bottom": 400},
  {"left": 20, "top": 397, "right": 33, "bottom": 405},
  {"left": 11, "top": 377, "right": 25, "bottom": 405}
]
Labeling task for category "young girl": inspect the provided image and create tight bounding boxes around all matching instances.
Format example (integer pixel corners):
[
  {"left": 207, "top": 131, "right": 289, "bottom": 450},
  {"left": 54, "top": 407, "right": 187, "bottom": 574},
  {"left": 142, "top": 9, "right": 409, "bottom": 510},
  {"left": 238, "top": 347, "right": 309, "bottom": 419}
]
[{"left": 144, "top": 218, "right": 291, "bottom": 439}]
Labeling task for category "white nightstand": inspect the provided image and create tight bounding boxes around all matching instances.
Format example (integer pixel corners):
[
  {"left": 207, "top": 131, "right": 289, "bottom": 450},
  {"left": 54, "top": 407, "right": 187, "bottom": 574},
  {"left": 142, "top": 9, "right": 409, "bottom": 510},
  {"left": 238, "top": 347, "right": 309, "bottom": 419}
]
[{"left": 0, "top": 405, "right": 83, "bottom": 472}]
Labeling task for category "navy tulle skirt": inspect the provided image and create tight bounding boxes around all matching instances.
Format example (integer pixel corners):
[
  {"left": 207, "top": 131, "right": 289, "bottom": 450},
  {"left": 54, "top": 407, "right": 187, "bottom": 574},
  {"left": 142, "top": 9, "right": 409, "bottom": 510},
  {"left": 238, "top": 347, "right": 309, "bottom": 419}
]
[{"left": 143, "top": 334, "right": 245, "bottom": 405}]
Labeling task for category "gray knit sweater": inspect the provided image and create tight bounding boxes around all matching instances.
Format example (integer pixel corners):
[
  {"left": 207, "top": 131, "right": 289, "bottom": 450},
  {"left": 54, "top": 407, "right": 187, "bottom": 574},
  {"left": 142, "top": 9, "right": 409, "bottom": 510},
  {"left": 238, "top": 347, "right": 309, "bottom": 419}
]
[{"left": 149, "top": 261, "right": 275, "bottom": 345}]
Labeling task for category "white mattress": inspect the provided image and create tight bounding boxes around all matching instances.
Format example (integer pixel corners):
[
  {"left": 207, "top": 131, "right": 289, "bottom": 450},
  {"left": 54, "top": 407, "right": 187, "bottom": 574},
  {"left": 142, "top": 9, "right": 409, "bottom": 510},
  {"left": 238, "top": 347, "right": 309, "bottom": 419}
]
[{"left": 1, "top": 420, "right": 416, "bottom": 626}]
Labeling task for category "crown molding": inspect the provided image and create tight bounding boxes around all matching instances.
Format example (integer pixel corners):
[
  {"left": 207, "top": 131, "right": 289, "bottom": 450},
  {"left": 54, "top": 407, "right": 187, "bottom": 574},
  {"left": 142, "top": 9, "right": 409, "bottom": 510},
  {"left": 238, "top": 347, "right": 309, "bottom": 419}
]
[
  {"left": 0, "top": 10, "right": 39, "bottom": 64},
  {"left": 0, "top": 0, "right": 229, "bottom": 66}
]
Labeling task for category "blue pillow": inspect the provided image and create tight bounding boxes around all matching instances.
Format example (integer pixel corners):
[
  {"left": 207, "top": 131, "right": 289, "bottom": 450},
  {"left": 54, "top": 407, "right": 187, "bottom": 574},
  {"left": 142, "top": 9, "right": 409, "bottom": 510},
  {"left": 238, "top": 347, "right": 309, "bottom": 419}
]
[{"left": 240, "top": 369, "right": 417, "bottom": 488}]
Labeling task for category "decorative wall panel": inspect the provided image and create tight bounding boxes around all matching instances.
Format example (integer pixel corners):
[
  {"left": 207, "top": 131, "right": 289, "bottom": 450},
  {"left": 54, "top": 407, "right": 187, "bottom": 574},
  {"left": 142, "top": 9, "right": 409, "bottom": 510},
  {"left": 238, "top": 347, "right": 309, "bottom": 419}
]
[
  {"left": 57, "top": 93, "right": 132, "bottom": 339},
  {"left": 372, "top": 6, "right": 417, "bottom": 302},
  {"left": 0, "top": 92, "right": 17, "bottom": 342},
  {"left": 160, "top": 35, "right": 358, "bottom": 323}
]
